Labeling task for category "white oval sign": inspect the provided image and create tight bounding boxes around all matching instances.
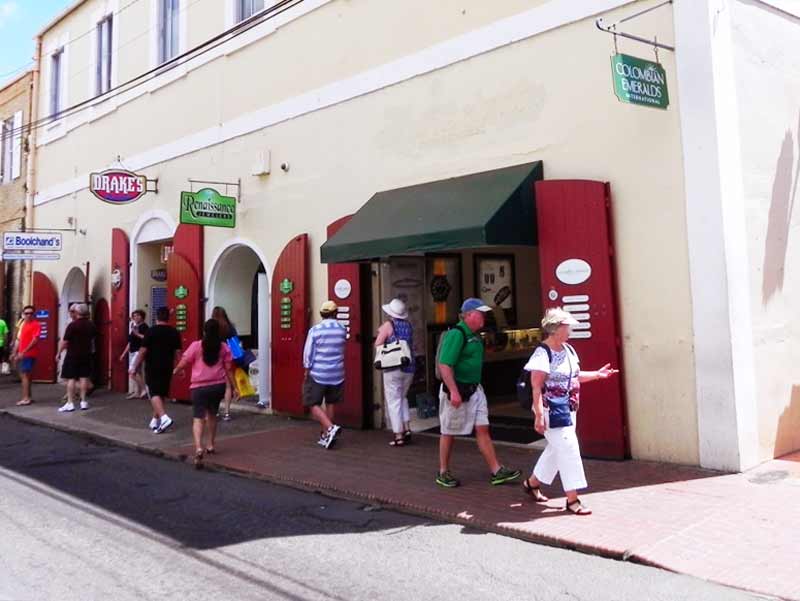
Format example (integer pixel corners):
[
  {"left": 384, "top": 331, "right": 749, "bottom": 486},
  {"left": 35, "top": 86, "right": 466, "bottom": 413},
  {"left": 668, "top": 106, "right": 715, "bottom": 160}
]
[
  {"left": 555, "top": 259, "right": 592, "bottom": 285},
  {"left": 334, "top": 279, "right": 352, "bottom": 299}
]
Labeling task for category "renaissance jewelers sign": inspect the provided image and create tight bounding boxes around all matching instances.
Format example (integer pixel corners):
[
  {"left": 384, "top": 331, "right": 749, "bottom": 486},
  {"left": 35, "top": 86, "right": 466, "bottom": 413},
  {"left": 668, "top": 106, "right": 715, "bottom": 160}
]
[
  {"left": 180, "top": 188, "right": 236, "bottom": 228},
  {"left": 90, "top": 169, "right": 148, "bottom": 204},
  {"left": 611, "top": 53, "right": 669, "bottom": 110}
]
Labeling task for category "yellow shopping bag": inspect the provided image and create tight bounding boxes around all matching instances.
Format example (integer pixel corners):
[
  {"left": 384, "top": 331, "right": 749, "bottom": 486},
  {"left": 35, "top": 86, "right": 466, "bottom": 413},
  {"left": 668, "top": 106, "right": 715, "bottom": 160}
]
[{"left": 234, "top": 367, "right": 256, "bottom": 398}]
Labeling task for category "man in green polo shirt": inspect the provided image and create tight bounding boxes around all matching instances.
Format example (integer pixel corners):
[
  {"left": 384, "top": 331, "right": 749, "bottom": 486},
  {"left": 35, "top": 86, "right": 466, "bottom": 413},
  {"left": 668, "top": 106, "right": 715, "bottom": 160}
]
[{"left": 436, "top": 298, "right": 520, "bottom": 488}]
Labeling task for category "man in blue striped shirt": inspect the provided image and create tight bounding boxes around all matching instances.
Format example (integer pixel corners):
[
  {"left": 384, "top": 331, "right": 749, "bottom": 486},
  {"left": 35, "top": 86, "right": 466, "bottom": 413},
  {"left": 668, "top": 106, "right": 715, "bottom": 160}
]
[{"left": 303, "top": 300, "right": 347, "bottom": 449}]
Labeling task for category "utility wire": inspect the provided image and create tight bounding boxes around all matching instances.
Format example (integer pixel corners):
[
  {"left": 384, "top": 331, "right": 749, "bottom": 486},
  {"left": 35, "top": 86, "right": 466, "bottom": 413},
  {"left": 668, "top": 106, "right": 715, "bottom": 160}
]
[{"left": 1, "top": 0, "right": 304, "bottom": 143}]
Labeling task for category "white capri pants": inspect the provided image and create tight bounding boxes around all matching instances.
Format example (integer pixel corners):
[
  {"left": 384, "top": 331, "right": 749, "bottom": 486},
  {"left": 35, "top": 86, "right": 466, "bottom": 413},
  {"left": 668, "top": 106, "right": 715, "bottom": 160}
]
[
  {"left": 532, "top": 412, "right": 587, "bottom": 492},
  {"left": 383, "top": 370, "right": 414, "bottom": 433}
]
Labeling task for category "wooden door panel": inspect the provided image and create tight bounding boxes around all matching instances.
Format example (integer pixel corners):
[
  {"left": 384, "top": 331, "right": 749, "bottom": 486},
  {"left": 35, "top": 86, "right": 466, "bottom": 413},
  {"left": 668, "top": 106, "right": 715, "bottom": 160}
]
[
  {"left": 271, "top": 234, "right": 309, "bottom": 416},
  {"left": 110, "top": 228, "right": 130, "bottom": 392},
  {"left": 327, "top": 216, "right": 365, "bottom": 428},
  {"left": 31, "top": 272, "right": 58, "bottom": 382},
  {"left": 535, "top": 180, "right": 627, "bottom": 459},
  {"left": 167, "top": 252, "right": 201, "bottom": 401}
]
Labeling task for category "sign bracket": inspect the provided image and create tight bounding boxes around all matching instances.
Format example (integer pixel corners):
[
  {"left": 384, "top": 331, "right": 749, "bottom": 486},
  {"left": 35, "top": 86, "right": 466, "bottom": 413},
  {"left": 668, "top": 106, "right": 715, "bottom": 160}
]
[
  {"left": 188, "top": 178, "right": 242, "bottom": 203},
  {"left": 596, "top": 0, "right": 675, "bottom": 53}
]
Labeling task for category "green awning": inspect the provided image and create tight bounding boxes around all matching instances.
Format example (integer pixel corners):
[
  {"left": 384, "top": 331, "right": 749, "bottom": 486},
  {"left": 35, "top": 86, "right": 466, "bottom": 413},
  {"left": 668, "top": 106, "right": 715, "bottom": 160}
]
[{"left": 320, "top": 161, "right": 543, "bottom": 263}]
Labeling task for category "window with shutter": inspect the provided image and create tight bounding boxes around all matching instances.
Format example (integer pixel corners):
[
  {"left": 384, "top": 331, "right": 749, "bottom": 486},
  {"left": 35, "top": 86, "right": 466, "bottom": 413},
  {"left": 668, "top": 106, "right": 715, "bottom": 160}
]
[
  {"left": 237, "top": 0, "right": 265, "bottom": 22},
  {"left": 96, "top": 15, "right": 113, "bottom": 95},
  {"left": 158, "top": 0, "right": 180, "bottom": 64},
  {"left": 50, "top": 48, "right": 64, "bottom": 116}
]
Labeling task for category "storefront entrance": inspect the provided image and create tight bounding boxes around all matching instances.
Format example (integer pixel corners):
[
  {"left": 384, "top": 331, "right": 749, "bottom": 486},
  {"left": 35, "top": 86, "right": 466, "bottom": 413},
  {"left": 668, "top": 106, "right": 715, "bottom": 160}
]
[
  {"left": 321, "top": 163, "right": 627, "bottom": 459},
  {"left": 207, "top": 240, "right": 270, "bottom": 406}
]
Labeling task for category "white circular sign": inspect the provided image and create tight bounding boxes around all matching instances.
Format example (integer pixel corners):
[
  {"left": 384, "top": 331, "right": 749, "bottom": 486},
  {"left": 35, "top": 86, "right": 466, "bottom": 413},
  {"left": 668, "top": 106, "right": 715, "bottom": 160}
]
[
  {"left": 334, "top": 279, "right": 352, "bottom": 299},
  {"left": 555, "top": 259, "right": 592, "bottom": 285},
  {"left": 548, "top": 289, "right": 558, "bottom": 301}
]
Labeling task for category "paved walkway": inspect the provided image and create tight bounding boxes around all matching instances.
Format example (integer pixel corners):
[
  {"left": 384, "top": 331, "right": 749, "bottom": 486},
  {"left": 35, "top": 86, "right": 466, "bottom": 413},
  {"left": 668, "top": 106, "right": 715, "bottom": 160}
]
[{"left": 1, "top": 377, "right": 798, "bottom": 601}]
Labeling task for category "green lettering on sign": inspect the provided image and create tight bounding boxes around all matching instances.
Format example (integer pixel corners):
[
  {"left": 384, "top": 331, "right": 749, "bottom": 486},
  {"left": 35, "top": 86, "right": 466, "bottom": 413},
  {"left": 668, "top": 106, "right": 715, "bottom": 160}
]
[
  {"left": 611, "top": 53, "right": 669, "bottom": 110},
  {"left": 174, "top": 285, "right": 188, "bottom": 299},
  {"left": 180, "top": 188, "right": 236, "bottom": 228}
]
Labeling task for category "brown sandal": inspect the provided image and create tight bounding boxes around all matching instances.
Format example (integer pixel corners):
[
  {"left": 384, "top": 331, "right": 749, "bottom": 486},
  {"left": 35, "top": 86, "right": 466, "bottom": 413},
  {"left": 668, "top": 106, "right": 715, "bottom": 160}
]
[
  {"left": 193, "top": 449, "right": 204, "bottom": 469},
  {"left": 566, "top": 498, "right": 592, "bottom": 515},
  {"left": 522, "top": 478, "right": 549, "bottom": 502}
]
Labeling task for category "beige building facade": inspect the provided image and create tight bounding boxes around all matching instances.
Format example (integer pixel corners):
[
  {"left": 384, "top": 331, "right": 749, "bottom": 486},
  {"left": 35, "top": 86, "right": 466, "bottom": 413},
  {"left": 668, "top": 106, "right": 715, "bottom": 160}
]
[
  {"left": 27, "top": 0, "right": 800, "bottom": 471},
  {"left": 0, "top": 71, "right": 34, "bottom": 327}
]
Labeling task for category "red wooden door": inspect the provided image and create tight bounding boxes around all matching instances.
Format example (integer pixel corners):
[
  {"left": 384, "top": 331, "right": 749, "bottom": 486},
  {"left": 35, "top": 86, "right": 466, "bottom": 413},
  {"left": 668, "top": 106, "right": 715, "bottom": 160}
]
[
  {"left": 173, "top": 223, "right": 203, "bottom": 279},
  {"left": 535, "top": 180, "right": 627, "bottom": 459},
  {"left": 327, "top": 216, "right": 365, "bottom": 428},
  {"left": 271, "top": 234, "right": 310, "bottom": 416},
  {"left": 31, "top": 271, "right": 58, "bottom": 382},
  {"left": 93, "top": 298, "right": 110, "bottom": 387},
  {"left": 167, "top": 252, "right": 202, "bottom": 401},
  {"left": 110, "top": 228, "right": 130, "bottom": 392}
]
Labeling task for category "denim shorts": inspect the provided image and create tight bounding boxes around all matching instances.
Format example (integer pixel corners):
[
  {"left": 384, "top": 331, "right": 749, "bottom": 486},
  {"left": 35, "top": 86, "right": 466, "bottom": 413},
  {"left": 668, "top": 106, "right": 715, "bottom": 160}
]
[{"left": 18, "top": 357, "right": 36, "bottom": 374}]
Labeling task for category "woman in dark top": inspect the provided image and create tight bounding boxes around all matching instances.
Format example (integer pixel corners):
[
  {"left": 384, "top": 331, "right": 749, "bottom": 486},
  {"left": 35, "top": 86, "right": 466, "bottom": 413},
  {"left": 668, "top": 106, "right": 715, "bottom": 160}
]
[
  {"left": 119, "top": 309, "right": 149, "bottom": 399},
  {"left": 211, "top": 305, "right": 238, "bottom": 420}
]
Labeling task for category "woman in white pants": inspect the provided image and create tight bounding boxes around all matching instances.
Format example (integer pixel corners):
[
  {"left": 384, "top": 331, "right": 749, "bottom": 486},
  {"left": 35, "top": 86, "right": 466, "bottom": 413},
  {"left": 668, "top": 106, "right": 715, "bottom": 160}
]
[
  {"left": 522, "top": 308, "right": 619, "bottom": 515},
  {"left": 375, "top": 298, "right": 415, "bottom": 447}
]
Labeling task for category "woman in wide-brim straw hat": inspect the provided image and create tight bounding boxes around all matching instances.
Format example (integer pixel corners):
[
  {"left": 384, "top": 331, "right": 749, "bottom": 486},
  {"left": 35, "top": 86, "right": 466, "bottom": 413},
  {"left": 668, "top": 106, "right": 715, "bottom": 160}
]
[
  {"left": 521, "top": 307, "right": 619, "bottom": 515},
  {"left": 375, "top": 298, "right": 416, "bottom": 447}
]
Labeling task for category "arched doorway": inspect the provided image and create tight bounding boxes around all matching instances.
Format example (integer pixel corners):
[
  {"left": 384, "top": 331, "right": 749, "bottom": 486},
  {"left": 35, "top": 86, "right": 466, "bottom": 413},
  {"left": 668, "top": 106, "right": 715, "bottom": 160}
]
[
  {"left": 60, "top": 266, "right": 86, "bottom": 336},
  {"left": 207, "top": 239, "right": 271, "bottom": 407},
  {"left": 129, "top": 210, "right": 176, "bottom": 322}
]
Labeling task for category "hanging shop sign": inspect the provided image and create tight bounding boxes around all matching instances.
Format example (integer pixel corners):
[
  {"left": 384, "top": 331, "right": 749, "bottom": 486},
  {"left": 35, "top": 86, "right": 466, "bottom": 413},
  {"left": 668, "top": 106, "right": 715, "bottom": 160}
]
[
  {"left": 90, "top": 169, "right": 148, "bottom": 204},
  {"left": 611, "top": 53, "right": 669, "bottom": 110},
  {"left": 3, "top": 231, "right": 62, "bottom": 252},
  {"left": 180, "top": 188, "right": 236, "bottom": 228}
]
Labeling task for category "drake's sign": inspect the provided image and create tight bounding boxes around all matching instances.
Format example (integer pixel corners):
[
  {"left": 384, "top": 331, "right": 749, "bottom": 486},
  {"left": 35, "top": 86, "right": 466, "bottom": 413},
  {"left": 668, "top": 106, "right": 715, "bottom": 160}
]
[{"left": 90, "top": 169, "right": 147, "bottom": 204}]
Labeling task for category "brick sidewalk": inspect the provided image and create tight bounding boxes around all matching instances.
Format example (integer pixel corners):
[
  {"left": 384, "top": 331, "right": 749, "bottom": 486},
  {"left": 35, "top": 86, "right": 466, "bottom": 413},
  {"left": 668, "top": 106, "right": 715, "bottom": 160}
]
[{"left": 1, "top": 377, "right": 798, "bottom": 600}]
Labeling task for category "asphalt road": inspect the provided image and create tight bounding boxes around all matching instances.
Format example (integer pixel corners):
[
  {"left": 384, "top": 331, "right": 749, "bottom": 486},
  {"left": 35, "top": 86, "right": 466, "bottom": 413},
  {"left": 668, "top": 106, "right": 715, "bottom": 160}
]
[{"left": 0, "top": 416, "right": 762, "bottom": 601}]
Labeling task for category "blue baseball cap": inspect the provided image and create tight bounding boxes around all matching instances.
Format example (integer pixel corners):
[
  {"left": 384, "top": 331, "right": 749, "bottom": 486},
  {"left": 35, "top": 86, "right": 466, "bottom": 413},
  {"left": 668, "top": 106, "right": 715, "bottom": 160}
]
[{"left": 461, "top": 298, "right": 492, "bottom": 313}]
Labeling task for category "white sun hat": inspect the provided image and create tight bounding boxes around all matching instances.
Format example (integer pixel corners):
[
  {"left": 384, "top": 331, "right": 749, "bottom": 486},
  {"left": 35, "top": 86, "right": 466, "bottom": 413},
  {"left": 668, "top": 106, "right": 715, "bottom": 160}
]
[{"left": 382, "top": 298, "right": 409, "bottom": 320}]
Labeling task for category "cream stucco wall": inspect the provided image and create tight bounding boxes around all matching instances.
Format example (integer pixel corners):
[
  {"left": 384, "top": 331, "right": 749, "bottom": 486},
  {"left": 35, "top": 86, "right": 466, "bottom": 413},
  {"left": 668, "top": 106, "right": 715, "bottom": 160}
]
[
  {"left": 32, "top": 0, "right": 698, "bottom": 464},
  {"left": 731, "top": 1, "right": 800, "bottom": 460}
]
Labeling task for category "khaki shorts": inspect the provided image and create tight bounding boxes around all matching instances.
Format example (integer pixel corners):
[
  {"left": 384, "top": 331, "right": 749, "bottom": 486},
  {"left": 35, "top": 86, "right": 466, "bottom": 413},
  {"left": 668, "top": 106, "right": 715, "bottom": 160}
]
[{"left": 438, "top": 384, "right": 489, "bottom": 436}]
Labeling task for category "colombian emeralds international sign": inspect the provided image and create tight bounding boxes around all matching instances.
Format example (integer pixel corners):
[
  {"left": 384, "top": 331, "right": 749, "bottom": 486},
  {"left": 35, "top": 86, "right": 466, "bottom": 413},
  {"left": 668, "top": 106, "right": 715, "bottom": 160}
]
[
  {"left": 611, "top": 53, "right": 669, "bottom": 110},
  {"left": 180, "top": 188, "right": 236, "bottom": 228}
]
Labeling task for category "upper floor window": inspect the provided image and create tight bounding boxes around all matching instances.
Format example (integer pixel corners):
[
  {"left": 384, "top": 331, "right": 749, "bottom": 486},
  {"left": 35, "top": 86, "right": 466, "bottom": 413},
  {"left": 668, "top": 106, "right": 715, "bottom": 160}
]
[
  {"left": 158, "top": 0, "right": 180, "bottom": 64},
  {"left": 0, "top": 112, "right": 21, "bottom": 184},
  {"left": 50, "top": 48, "right": 64, "bottom": 116},
  {"left": 96, "top": 14, "right": 114, "bottom": 95},
  {"left": 238, "top": 0, "right": 265, "bottom": 22}
]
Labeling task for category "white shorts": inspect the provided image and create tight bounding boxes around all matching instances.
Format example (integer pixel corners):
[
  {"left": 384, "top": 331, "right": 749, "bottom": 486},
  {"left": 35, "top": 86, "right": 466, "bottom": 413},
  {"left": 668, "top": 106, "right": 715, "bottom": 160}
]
[
  {"left": 438, "top": 384, "right": 490, "bottom": 436},
  {"left": 128, "top": 351, "right": 141, "bottom": 373}
]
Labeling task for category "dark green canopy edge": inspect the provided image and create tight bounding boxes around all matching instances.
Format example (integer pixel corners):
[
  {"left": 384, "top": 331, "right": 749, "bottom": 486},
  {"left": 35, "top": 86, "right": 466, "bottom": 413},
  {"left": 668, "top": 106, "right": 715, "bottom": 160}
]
[{"left": 320, "top": 161, "right": 543, "bottom": 263}]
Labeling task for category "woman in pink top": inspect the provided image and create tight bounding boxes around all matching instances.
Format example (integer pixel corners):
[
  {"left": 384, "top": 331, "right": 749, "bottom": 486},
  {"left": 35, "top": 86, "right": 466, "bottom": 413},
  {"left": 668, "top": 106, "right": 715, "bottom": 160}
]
[{"left": 173, "top": 319, "right": 236, "bottom": 467}]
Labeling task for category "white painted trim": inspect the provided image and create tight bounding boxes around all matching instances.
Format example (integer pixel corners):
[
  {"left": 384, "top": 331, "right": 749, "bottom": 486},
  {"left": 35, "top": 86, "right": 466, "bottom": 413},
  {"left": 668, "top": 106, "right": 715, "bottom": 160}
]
[
  {"left": 129, "top": 210, "right": 177, "bottom": 312},
  {"left": 34, "top": 0, "right": 636, "bottom": 204},
  {"left": 673, "top": 0, "right": 759, "bottom": 471},
  {"left": 205, "top": 237, "right": 273, "bottom": 406}
]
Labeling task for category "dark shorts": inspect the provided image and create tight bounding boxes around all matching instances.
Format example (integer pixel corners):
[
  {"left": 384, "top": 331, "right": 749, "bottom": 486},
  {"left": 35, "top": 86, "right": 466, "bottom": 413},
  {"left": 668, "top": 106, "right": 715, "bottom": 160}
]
[
  {"left": 18, "top": 357, "right": 35, "bottom": 374},
  {"left": 145, "top": 368, "right": 173, "bottom": 398},
  {"left": 61, "top": 356, "right": 92, "bottom": 380},
  {"left": 0, "top": 347, "right": 7, "bottom": 362},
  {"left": 302, "top": 377, "right": 344, "bottom": 408},
  {"left": 191, "top": 383, "right": 226, "bottom": 419}
]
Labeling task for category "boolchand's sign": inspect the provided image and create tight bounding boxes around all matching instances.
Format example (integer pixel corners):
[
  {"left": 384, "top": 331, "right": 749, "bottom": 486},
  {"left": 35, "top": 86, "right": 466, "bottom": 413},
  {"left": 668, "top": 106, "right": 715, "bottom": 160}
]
[
  {"left": 180, "top": 188, "right": 236, "bottom": 228},
  {"left": 90, "top": 169, "right": 148, "bottom": 204},
  {"left": 611, "top": 53, "right": 669, "bottom": 110}
]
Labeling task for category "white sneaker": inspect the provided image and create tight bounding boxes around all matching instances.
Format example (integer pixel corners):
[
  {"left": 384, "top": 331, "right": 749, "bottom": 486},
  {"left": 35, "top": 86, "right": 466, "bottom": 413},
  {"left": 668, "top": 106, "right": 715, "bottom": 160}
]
[
  {"left": 79, "top": 400, "right": 90, "bottom": 410},
  {"left": 155, "top": 415, "right": 173, "bottom": 433},
  {"left": 149, "top": 417, "right": 158, "bottom": 430},
  {"left": 324, "top": 424, "right": 341, "bottom": 449},
  {"left": 58, "top": 402, "right": 75, "bottom": 413},
  {"left": 317, "top": 434, "right": 328, "bottom": 447}
]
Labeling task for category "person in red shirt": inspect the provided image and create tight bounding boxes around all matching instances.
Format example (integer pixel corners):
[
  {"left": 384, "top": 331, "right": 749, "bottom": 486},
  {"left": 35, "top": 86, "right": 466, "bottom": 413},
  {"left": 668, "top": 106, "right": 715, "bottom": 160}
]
[{"left": 12, "top": 306, "right": 41, "bottom": 406}]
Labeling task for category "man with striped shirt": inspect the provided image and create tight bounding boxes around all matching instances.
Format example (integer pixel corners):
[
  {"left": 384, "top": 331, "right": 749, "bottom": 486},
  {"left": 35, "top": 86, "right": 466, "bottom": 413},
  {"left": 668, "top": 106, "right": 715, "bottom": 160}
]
[{"left": 303, "top": 300, "right": 347, "bottom": 449}]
